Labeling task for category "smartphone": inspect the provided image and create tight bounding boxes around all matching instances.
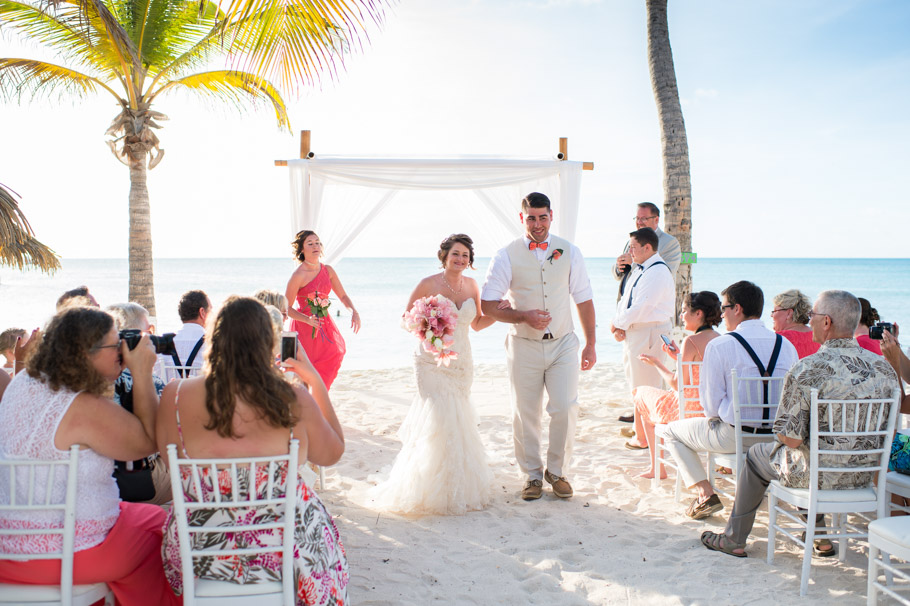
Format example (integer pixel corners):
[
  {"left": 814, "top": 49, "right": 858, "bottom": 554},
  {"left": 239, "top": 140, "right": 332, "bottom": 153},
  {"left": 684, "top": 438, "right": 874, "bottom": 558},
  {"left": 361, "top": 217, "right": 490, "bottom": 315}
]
[
  {"left": 280, "top": 331, "right": 298, "bottom": 361},
  {"left": 660, "top": 334, "right": 677, "bottom": 352}
]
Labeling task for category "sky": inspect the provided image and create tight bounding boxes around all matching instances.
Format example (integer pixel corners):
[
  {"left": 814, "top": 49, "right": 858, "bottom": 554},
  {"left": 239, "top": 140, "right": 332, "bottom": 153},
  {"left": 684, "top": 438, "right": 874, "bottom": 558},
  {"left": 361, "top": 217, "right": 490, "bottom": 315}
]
[{"left": 1, "top": 0, "right": 908, "bottom": 261}]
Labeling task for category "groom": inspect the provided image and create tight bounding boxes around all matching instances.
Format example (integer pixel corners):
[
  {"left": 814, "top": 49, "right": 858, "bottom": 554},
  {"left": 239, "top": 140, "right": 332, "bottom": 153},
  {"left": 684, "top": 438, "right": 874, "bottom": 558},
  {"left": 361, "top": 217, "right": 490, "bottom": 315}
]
[{"left": 482, "top": 192, "right": 596, "bottom": 501}]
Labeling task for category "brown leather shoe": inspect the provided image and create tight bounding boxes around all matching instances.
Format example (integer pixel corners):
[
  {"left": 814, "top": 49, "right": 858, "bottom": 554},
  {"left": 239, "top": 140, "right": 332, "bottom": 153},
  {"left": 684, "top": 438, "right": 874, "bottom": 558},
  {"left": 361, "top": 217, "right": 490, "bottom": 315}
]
[
  {"left": 620, "top": 427, "right": 636, "bottom": 438},
  {"left": 521, "top": 479, "right": 543, "bottom": 501},
  {"left": 544, "top": 469, "right": 573, "bottom": 498}
]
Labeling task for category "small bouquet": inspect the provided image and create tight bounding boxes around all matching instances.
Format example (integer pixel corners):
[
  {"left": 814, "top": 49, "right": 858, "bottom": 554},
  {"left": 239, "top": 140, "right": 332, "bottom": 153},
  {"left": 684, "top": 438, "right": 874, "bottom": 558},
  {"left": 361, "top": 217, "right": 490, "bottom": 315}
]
[
  {"left": 304, "top": 291, "right": 331, "bottom": 338},
  {"left": 403, "top": 295, "right": 459, "bottom": 366}
]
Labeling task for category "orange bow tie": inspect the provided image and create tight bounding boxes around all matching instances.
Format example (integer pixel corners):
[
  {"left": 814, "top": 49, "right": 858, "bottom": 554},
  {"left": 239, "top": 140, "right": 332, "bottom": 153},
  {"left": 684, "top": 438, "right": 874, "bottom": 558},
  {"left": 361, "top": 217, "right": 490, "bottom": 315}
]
[{"left": 529, "top": 241, "right": 548, "bottom": 251}]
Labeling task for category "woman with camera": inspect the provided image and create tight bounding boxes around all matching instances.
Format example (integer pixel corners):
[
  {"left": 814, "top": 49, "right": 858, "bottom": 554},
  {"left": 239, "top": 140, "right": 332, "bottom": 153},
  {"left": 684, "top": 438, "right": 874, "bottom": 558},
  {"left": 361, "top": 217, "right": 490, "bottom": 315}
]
[
  {"left": 156, "top": 296, "right": 348, "bottom": 604},
  {"left": 855, "top": 297, "right": 884, "bottom": 355},
  {"left": 0, "top": 307, "right": 178, "bottom": 605}
]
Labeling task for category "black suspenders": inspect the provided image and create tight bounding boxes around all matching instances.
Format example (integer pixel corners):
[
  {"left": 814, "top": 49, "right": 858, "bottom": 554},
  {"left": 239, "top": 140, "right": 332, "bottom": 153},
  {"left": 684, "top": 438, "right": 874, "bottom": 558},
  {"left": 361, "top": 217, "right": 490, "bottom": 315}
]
[{"left": 728, "top": 332, "right": 783, "bottom": 424}]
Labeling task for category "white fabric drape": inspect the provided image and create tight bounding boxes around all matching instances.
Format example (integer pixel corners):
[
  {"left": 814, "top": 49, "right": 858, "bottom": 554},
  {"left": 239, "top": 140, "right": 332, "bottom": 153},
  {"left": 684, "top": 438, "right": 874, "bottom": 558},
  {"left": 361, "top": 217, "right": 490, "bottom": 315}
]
[{"left": 287, "top": 157, "right": 584, "bottom": 265}]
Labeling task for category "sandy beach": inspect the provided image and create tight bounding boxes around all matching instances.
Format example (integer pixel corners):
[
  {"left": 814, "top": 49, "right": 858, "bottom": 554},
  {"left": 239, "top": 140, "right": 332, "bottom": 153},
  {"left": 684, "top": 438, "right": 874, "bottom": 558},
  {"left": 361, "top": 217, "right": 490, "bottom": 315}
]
[{"left": 321, "top": 361, "right": 875, "bottom": 605}]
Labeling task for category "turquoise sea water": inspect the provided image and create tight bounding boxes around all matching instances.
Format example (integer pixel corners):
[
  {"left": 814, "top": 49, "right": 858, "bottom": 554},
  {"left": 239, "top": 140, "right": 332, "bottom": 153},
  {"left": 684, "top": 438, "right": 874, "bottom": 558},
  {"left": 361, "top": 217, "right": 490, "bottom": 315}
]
[{"left": 1, "top": 258, "right": 908, "bottom": 369}]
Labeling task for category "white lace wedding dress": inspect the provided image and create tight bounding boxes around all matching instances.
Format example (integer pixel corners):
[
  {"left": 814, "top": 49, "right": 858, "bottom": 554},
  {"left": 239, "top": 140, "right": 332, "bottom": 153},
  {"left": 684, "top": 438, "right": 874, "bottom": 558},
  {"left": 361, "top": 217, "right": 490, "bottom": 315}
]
[{"left": 373, "top": 297, "right": 492, "bottom": 515}]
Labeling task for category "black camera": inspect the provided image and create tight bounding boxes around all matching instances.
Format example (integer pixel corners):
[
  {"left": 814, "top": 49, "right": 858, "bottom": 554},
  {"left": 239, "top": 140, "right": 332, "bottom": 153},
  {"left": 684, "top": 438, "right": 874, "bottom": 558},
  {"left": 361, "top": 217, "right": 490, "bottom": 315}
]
[
  {"left": 119, "top": 329, "right": 178, "bottom": 355},
  {"left": 869, "top": 322, "right": 894, "bottom": 340}
]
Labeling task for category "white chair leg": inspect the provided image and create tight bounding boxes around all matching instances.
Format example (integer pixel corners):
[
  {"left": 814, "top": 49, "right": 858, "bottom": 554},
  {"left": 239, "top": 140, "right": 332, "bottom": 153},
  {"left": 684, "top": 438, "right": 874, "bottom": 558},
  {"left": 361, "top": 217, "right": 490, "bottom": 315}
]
[
  {"left": 318, "top": 465, "right": 326, "bottom": 491},
  {"left": 651, "top": 441, "right": 660, "bottom": 490},
  {"left": 767, "top": 492, "right": 777, "bottom": 565},
  {"left": 867, "top": 543, "right": 879, "bottom": 606},
  {"left": 800, "top": 514, "right": 816, "bottom": 597},
  {"left": 884, "top": 552, "right": 894, "bottom": 586},
  {"left": 835, "top": 513, "right": 846, "bottom": 563}
]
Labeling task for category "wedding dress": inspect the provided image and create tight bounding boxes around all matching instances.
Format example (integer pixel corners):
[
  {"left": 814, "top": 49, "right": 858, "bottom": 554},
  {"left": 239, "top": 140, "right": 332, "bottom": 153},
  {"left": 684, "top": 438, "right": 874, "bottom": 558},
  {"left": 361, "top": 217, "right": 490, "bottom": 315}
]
[{"left": 373, "top": 296, "right": 492, "bottom": 515}]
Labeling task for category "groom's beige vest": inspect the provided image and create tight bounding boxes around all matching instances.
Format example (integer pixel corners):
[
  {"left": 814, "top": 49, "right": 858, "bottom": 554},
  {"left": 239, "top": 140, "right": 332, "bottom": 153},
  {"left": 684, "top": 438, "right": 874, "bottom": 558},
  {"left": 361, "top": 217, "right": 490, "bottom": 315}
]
[{"left": 506, "top": 235, "right": 574, "bottom": 340}]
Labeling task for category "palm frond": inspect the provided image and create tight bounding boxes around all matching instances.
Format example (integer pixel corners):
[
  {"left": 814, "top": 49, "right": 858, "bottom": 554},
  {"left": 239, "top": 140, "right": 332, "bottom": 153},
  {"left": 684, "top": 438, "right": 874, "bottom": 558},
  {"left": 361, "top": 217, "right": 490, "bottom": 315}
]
[
  {"left": 0, "top": 57, "right": 120, "bottom": 101},
  {"left": 219, "top": 0, "right": 384, "bottom": 94},
  {"left": 0, "top": 183, "right": 60, "bottom": 273},
  {"left": 156, "top": 68, "right": 289, "bottom": 130},
  {"left": 0, "top": 0, "right": 122, "bottom": 78}
]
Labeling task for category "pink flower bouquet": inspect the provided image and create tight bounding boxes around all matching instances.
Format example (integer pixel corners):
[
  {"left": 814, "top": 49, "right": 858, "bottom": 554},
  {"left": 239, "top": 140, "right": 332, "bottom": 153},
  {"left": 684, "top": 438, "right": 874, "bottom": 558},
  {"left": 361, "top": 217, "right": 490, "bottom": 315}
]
[
  {"left": 305, "top": 291, "right": 331, "bottom": 338},
  {"left": 403, "top": 295, "right": 459, "bottom": 366}
]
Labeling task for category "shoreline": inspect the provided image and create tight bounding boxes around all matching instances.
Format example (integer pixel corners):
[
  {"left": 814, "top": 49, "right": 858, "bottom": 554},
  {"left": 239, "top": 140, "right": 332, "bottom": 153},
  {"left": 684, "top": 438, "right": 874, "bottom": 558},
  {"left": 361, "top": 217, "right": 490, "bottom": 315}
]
[{"left": 321, "top": 361, "right": 870, "bottom": 604}]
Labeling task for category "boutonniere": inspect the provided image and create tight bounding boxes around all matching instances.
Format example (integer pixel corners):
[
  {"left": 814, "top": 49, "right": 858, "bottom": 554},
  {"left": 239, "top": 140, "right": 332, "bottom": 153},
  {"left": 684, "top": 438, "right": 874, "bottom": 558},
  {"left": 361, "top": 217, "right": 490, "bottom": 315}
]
[{"left": 547, "top": 248, "right": 564, "bottom": 264}]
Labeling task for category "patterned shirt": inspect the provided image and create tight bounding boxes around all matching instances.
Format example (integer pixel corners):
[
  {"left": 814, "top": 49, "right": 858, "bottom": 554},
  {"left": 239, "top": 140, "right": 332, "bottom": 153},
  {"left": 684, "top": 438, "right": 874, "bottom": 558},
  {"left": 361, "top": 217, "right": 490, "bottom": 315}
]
[{"left": 771, "top": 338, "right": 899, "bottom": 489}]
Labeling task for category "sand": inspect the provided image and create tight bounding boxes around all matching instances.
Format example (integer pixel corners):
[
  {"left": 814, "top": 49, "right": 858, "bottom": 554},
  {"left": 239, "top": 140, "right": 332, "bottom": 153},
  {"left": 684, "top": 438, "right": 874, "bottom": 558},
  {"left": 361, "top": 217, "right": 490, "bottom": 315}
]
[{"left": 321, "top": 361, "right": 874, "bottom": 605}]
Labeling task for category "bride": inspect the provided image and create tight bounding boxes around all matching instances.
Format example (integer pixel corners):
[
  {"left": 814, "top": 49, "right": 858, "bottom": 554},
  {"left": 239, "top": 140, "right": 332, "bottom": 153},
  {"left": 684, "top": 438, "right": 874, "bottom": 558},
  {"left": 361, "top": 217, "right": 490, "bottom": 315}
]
[{"left": 373, "top": 234, "right": 502, "bottom": 515}]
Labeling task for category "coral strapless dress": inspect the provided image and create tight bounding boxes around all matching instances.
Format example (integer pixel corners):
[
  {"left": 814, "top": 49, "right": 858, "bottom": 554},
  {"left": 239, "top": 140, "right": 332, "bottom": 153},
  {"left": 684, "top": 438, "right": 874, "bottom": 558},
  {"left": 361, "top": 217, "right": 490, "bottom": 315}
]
[{"left": 292, "top": 265, "right": 346, "bottom": 389}]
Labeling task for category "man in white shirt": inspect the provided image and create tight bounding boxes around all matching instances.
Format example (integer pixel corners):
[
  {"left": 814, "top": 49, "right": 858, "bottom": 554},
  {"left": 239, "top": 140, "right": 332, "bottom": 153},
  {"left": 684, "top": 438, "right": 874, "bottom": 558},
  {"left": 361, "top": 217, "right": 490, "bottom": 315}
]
[
  {"left": 661, "top": 281, "right": 798, "bottom": 520},
  {"left": 610, "top": 227, "right": 675, "bottom": 428},
  {"left": 612, "top": 202, "right": 681, "bottom": 301},
  {"left": 165, "top": 290, "right": 211, "bottom": 379},
  {"left": 482, "top": 192, "right": 597, "bottom": 502}
]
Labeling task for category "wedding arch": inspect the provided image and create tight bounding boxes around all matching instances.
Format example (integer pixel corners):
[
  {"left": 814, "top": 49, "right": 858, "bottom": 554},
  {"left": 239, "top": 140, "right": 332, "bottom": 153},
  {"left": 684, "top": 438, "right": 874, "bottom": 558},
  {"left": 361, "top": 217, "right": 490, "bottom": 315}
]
[{"left": 275, "top": 131, "right": 594, "bottom": 264}]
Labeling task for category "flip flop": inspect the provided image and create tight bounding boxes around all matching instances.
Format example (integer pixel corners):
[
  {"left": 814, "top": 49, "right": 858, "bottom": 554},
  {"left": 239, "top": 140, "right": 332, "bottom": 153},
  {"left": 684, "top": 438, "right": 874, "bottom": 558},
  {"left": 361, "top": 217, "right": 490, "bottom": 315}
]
[
  {"left": 624, "top": 441, "right": 647, "bottom": 450},
  {"left": 701, "top": 531, "right": 746, "bottom": 558}
]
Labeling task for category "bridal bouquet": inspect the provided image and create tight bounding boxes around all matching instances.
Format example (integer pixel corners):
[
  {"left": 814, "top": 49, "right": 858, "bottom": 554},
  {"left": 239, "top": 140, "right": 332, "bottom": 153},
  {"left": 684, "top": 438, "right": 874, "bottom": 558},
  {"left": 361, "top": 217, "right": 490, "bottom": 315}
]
[
  {"left": 304, "top": 291, "right": 331, "bottom": 338},
  {"left": 403, "top": 295, "right": 459, "bottom": 366}
]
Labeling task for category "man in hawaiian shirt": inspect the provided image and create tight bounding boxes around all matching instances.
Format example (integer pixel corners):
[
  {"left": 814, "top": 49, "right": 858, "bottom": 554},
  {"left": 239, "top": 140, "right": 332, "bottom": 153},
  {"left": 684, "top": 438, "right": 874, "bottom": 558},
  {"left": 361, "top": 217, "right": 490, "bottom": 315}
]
[{"left": 700, "top": 289, "right": 900, "bottom": 558}]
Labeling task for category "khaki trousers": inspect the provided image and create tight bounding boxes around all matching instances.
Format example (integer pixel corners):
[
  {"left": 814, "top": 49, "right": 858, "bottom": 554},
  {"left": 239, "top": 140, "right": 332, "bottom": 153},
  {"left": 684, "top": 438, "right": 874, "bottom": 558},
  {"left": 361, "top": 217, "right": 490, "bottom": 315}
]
[
  {"left": 507, "top": 332, "right": 579, "bottom": 480},
  {"left": 622, "top": 320, "right": 670, "bottom": 395}
]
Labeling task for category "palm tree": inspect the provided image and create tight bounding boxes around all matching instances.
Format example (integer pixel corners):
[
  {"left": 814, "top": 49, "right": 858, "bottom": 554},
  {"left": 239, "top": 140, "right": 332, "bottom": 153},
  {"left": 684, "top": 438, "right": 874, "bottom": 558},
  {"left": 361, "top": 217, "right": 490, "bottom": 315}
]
[
  {"left": 0, "top": 182, "right": 60, "bottom": 273},
  {"left": 0, "top": 0, "right": 382, "bottom": 315},
  {"left": 646, "top": 0, "right": 692, "bottom": 324}
]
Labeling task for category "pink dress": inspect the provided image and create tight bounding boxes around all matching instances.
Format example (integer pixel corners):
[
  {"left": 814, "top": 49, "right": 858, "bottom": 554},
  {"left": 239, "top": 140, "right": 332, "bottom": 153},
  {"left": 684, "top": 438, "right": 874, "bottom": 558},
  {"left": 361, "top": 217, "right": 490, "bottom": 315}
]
[
  {"left": 778, "top": 329, "right": 820, "bottom": 359},
  {"left": 857, "top": 334, "right": 883, "bottom": 355},
  {"left": 291, "top": 265, "right": 346, "bottom": 389},
  {"left": 634, "top": 365, "right": 704, "bottom": 425}
]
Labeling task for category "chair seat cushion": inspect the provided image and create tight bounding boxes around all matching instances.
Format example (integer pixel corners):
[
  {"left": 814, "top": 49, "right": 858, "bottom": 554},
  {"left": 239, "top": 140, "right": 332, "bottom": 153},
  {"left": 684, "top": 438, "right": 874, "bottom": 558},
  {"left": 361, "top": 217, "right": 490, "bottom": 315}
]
[
  {"left": 195, "top": 579, "right": 283, "bottom": 597},
  {"left": 769, "top": 480, "right": 878, "bottom": 505},
  {"left": 887, "top": 471, "right": 910, "bottom": 497},
  {"left": 870, "top": 517, "right": 910, "bottom": 547},
  {"left": 0, "top": 581, "right": 109, "bottom": 601}
]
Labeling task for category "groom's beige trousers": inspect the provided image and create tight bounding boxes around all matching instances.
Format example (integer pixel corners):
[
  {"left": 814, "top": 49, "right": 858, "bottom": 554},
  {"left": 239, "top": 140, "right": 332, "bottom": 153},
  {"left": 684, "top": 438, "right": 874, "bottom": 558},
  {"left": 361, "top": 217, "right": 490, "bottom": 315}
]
[{"left": 507, "top": 332, "right": 579, "bottom": 480}]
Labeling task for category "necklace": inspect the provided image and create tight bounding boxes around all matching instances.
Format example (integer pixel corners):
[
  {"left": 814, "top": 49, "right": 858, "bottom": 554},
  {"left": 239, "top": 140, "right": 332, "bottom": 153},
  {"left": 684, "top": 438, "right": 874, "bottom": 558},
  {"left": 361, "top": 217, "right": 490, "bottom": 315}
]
[
  {"left": 441, "top": 273, "right": 463, "bottom": 295},
  {"left": 302, "top": 259, "right": 318, "bottom": 269},
  {"left": 695, "top": 324, "right": 712, "bottom": 334}
]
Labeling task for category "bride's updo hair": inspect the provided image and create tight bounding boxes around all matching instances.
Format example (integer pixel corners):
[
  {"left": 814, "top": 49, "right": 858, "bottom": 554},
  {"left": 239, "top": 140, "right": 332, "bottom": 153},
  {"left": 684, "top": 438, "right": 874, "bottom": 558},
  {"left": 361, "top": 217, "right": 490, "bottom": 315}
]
[
  {"left": 291, "top": 230, "right": 318, "bottom": 262},
  {"left": 437, "top": 233, "right": 475, "bottom": 269}
]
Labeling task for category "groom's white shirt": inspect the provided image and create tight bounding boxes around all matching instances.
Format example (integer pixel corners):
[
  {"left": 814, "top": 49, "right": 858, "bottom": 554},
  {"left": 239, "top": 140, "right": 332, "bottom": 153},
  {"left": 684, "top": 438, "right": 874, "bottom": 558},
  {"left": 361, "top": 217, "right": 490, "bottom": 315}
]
[{"left": 481, "top": 235, "right": 593, "bottom": 304}]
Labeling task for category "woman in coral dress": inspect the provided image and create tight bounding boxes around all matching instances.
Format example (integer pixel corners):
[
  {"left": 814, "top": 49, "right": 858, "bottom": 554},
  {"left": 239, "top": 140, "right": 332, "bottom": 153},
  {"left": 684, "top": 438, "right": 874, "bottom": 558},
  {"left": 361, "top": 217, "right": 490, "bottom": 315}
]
[
  {"left": 771, "top": 289, "right": 820, "bottom": 358},
  {"left": 627, "top": 291, "right": 723, "bottom": 479},
  {"left": 285, "top": 231, "right": 361, "bottom": 389}
]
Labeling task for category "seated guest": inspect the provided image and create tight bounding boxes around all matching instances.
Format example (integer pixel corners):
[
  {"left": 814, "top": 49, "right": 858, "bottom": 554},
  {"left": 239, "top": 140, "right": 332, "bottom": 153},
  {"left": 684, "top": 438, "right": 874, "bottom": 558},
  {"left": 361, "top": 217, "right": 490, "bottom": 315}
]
[
  {"left": 881, "top": 328, "right": 910, "bottom": 411},
  {"left": 157, "top": 296, "right": 348, "bottom": 603},
  {"left": 700, "top": 290, "right": 901, "bottom": 558},
  {"left": 167, "top": 289, "right": 211, "bottom": 378},
  {"left": 106, "top": 302, "right": 170, "bottom": 505},
  {"left": 772, "top": 289, "right": 819, "bottom": 358},
  {"left": 55, "top": 285, "right": 99, "bottom": 311},
  {"left": 253, "top": 289, "right": 289, "bottom": 324},
  {"left": 661, "top": 281, "right": 798, "bottom": 519},
  {"left": 627, "top": 291, "right": 722, "bottom": 480},
  {"left": 0, "top": 366, "right": 8, "bottom": 399},
  {"left": 855, "top": 297, "right": 883, "bottom": 355},
  {"left": 0, "top": 327, "right": 25, "bottom": 373},
  {"left": 0, "top": 307, "right": 178, "bottom": 605}
]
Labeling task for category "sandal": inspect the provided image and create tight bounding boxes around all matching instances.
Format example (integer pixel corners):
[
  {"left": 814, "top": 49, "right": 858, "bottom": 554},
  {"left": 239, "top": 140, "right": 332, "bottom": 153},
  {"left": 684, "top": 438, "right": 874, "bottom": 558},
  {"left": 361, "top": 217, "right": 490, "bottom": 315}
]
[
  {"left": 686, "top": 494, "right": 723, "bottom": 520},
  {"left": 624, "top": 441, "right": 647, "bottom": 450},
  {"left": 701, "top": 531, "right": 746, "bottom": 558},
  {"left": 800, "top": 533, "right": 837, "bottom": 558}
]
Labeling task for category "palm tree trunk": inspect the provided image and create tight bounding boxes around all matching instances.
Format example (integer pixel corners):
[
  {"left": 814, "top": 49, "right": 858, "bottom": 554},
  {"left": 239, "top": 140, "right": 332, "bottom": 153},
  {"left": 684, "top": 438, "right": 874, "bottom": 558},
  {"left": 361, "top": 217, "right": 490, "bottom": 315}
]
[
  {"left": 646, "top": 0, "right": 692, "bottom": 325},
  {"left": 128, "top": 159, "right": 156, "bottom": 317}
]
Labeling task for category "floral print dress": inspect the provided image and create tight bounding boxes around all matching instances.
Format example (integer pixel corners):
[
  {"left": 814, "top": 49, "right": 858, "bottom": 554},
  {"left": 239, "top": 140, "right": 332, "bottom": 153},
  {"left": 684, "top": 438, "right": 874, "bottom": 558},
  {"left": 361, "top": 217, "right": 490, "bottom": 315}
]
[{"left": 162, "top": 384, "right": 349, "bottom": 605}]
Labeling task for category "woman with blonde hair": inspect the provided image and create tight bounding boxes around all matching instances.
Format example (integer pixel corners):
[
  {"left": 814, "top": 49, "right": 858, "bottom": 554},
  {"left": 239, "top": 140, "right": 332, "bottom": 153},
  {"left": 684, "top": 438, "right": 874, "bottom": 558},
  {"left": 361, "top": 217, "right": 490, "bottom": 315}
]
[
  {"left": 157, "top": 296, "right": 348, "bottom": 604},
  {"left": 771, "top": 289, "right": 819, "bottom": 358}
]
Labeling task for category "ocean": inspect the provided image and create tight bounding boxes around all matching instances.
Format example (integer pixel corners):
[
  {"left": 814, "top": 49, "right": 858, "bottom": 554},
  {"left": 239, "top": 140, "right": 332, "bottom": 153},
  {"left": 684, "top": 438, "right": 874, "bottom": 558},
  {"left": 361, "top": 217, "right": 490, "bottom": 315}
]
[{"left": 1, "top": 258, "right": 908, "bottom": 369}]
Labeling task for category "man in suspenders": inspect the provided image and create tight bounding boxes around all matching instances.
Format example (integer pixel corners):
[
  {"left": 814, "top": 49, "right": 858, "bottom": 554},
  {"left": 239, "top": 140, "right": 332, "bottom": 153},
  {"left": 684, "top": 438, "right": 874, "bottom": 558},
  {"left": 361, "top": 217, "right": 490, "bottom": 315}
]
[
  {"left": 611, "top": 227, "right": 675, "bottom": 439},
  {"left": 661, "top": 281, "right": 798, "bottom": 519},
  {"left": 170, "top": 290, "right": 210, "bottom": 377}
]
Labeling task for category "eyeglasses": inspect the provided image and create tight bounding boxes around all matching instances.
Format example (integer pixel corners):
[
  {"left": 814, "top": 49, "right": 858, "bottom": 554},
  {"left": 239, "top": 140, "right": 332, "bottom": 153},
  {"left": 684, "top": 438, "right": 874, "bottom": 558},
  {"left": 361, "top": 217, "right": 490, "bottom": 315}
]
[
  {"left": 634, "top": 216, "right": 658, "bottom": 223},
  {"left": 92, "top": 340, "right": 121, "bottom": 351},
  {"left": 721, "top": 304, "right": 735, "bottom": 311},
  {"left": 807, "top": 311, "right": 829, "bottom": 320},
  {"left": 770, "top": 308, "right": 788, "bottom": 315}
]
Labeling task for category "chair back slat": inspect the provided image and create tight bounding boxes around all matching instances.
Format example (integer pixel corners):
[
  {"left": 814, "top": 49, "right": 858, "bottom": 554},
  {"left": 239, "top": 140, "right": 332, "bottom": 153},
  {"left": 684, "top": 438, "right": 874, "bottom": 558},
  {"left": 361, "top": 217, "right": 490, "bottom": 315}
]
[
  {"left": 167, "top": 440, "right": 300, "bottom": 606},
  {"left": 809, "top": 388, "right": 900, "bottom": 517},
  {"left": 676, "top": 357, "right": 703, "bottom": 421}
]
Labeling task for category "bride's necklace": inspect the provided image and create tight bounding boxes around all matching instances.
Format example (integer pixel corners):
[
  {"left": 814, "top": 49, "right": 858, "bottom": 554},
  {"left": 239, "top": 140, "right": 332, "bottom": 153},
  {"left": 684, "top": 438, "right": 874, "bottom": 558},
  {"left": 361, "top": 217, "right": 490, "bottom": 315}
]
[
  {"left": 441, "top": 273, "right": 463, "bottom": 295},
  {"left": 302, "top": 259, "right": 318, "bottom": 269}
]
